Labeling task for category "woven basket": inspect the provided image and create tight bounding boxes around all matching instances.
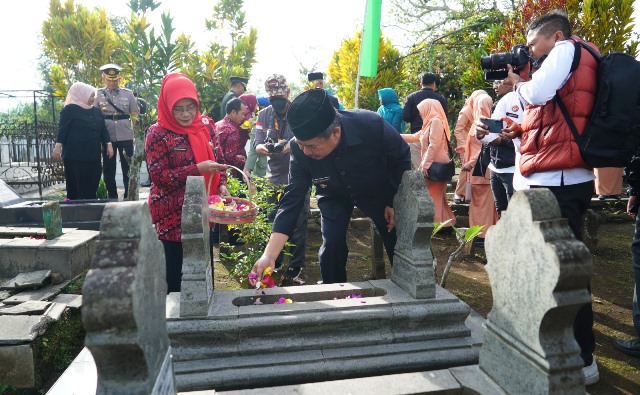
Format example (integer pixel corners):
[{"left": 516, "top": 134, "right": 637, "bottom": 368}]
[{"left": 208, "top": 165, "right": 257, "bottom": 225}]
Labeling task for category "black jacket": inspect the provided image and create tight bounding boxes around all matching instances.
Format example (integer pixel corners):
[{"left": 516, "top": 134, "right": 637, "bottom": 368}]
[
  {"left": 56, "top": 105, "right": 110, "bottom": 162},
  {"left": 625, "top": 146, "right": 640, "bottom": 196},
  {"left": 273, "top": 110, "right": 411, "bottom": 237},
  {"left": 402, "top": 88, "right": 448, "bottom": 133}
]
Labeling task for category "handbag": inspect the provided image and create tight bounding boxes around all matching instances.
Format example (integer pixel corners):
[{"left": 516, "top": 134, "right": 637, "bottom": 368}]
[{"left": 426, "top": 128, "right": 456, "bottom": 182}]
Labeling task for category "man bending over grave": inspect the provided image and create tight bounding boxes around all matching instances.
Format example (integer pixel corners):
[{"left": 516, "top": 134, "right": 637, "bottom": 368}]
[{"left": 249, "top": 89, "right": 411, "bottom": 285}]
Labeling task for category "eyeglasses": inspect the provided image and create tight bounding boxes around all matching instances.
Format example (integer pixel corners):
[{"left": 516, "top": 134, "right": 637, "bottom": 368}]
[{"left": 172, "top": 104, "right": 198, "bottom": 115}]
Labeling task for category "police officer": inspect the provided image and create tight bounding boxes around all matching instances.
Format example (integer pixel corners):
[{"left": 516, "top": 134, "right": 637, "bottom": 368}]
[
  {"left": 249, "top": 89, "right": 411, "bottom": 285},
  {"left": 95, "top": 63, "right": 140, "bottom": 199},
  {"left": 219, "top": 76, "right": 248, "bottom": 121}
]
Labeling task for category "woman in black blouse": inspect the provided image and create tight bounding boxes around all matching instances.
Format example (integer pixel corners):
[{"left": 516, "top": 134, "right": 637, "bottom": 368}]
[{"left": 53, "top": 82, "right": 113, "bottom": 199}]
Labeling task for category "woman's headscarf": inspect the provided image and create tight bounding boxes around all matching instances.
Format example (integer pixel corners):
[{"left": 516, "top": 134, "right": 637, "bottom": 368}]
[
  {"left": 417, "top": 98, "right": 450, "bottom": 137},
  {"left": 459, "top": 89, "right": 488, "bottom": 121},
  {"left": 378, "top": 88, "right": 401, "bottom": 109},
  {"left": 157, "top": 73, "right": 219, "bottom": 194},
  {"left": 472, "top": 93, "right": 493, "bottom": 123},
  {"left": 238, "top": 93, "right": 257, "bottom": 114},
  {"left": 64, "top": 82, "right": 96, "bottom": 109}
]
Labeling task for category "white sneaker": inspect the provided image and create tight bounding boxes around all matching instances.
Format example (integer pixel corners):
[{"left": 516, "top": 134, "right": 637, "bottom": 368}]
[{"left": 582, "top": 357, "right": 599, "bottom": 385}]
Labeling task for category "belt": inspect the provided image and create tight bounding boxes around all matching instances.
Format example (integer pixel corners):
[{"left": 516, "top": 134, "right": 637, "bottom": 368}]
[{"left": 105, "top": 113, "right": 130, "bottom": 121}]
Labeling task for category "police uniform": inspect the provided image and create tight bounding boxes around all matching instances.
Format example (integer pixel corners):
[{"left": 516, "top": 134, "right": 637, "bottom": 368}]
[
  {"left": 219, "top": 76, "right": 248, "bottom": 121},
  {"left": 274, "top": 89, "right": 411, "bottom": 283},
  {"left": 95, "top": 64, "right": 140, "bottom": 199}
]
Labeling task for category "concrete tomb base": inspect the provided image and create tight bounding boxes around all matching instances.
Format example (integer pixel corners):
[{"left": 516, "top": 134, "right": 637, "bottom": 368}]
[{"left": 166, "top": 280, "right": 479, "bottom": 392}]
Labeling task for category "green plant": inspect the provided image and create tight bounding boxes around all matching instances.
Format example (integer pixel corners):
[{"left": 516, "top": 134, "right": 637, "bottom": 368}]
[
  {"left": 218, "top": 174, "right": 289, "bottom": 282},
  {"left": 432, "top": 220, "right": 484, "bottom": 287},
  {"left": 96, "top": 178, "right": 108, "bottom": 199}
]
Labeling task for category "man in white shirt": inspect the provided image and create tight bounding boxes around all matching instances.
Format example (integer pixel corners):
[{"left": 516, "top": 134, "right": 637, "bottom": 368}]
[{"left": 476, "top": 10, "right": 600, "bottom": 385}]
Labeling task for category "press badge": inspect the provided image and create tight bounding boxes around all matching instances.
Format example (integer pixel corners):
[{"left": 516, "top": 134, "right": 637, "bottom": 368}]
[
  {"left": 173, "top": 147, "right": 187, "bottom": 152},
  {"left": 312, "top": 176, "right": 330, "bottom": 189}
]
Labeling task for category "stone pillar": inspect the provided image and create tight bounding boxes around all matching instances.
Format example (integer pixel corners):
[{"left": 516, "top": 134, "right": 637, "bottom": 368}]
[
  {"left": 179, "top": 176, "right": 212, "bottom": 317},
  {"left": 82, "top": 201, "right": 176, "bottom": 395},
  {"left": 391, "top": 170, "right": 436, "bottom": 299},
  {"left": 480, "top": 188, "right": 592, "bottom": 394}
]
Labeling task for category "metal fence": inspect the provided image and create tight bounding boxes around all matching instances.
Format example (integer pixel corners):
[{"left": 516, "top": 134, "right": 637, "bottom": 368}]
[
  {"left": 0, "top": 90, "right": 64, "bottom": 198},
  {"left": 0, "top": 120, "right": 64, "bottom": 196}
]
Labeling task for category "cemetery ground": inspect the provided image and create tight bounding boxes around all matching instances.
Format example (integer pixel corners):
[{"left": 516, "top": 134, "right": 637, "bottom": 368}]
[{"left": 214, "top": 203, "right": 640, "bottom": 394}]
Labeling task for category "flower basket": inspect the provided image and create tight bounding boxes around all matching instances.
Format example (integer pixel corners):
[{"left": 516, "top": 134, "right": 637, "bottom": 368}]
[{"left": 208, "top": 165, "right": 257, "bottom": 225}]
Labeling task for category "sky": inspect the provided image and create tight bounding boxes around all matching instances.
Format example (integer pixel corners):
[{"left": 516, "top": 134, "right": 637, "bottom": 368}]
[
  {"left": 0, "top": 0, "right": 401, "bottom": 107},
  {"left": 1, "top": 1, "right": 640, "bottom": 109}
]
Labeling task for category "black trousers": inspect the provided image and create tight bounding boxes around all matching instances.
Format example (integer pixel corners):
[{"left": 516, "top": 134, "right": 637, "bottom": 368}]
[
  {"left": 102, "top": 140, "right": 134, "bottom": 199},
  {"left": 161, "top": 240, "right": 183, "bottom": 293},
  {"left": 317, "top": 196, "right": 396, "bottom": 284},
  {"left": 63, "top": 159, "right": 102, "bottom": 200},
  {"left": 490, "top": 170, "right": 514, "bottom": 217},
  {"left": 533, "top": 180, "right": 595, "bottom": 366}
]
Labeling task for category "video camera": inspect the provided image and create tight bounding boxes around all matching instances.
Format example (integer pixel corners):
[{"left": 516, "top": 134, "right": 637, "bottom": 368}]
[
  {"left": 264, "top": 137, "right": 287, "bottom": 153},
  {"left": 480, "top": 44, "right": 530, "bottom": 81}
]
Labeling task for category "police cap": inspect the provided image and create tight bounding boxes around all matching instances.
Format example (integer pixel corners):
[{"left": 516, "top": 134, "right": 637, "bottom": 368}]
[{"left": 100, "top": 63, "right": 122, "bottom": 80}]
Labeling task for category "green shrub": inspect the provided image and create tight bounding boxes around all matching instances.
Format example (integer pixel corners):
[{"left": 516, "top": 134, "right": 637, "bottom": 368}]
[{"left": 96, "top": 178, "right": 108, "bottom": 199}]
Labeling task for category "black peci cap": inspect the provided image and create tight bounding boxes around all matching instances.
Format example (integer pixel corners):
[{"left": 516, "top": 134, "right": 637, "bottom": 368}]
[
  {"left": 287, "top": 88, "right": 338, "bottom": 141},
  {"left": 307, "top": 72, "right": 324, "bottom": 82}
]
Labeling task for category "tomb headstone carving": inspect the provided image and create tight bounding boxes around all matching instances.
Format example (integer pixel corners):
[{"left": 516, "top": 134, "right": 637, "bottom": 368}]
[
  {"left": 82, "top": 201, "right": 176, "bottom": 395},
  {"left": 391, "top": 170, "right": 436, "bottom": 298},
  {"left": 179, "top": 176, "right": 212, "bottom": 317},
  {"left": 479, "top": 189, "right": 592, "bottom": 394}
]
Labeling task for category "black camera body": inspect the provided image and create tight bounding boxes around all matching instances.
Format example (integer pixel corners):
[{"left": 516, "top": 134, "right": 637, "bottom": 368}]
[
  {"left": 264, "top": 137, "right": 285, "bottom": 153},
  {"left": 480, "top": 44, "right": 529, "bottom": 81}
]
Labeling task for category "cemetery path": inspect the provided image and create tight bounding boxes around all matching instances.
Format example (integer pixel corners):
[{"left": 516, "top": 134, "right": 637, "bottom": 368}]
[{"left": 215, "top": 211, "right": 640, "bottom": 394}]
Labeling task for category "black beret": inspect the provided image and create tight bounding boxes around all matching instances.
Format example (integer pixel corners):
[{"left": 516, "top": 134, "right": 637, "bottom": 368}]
[
  {"left": 287, "top": 89, "right": 338, "bottom": 141},
  {"left": 230, "top": 76, "right": 249, "bottom": 86},
  {"left": 307, "top": 72, "right": 324, "bottom": 82}
]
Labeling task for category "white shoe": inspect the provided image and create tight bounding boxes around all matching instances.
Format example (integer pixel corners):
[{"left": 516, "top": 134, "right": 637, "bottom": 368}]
[{"left": 582, "top": 357, "right": 599, "bottom": 385}]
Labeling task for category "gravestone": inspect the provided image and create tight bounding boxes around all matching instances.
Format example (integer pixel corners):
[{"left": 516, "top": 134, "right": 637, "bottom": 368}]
[
  {"left": 0, "top": 179, "right": 23, "bottom": 208},
  {"left": 41, "top": 201, "right": 62, "bottom": 239},
  {"left": 474, "top": 189, "right": 591, "bottom": 394},
  {"left": 179, "top": 176, "right": 213, "bottom": 317},
  {"left": 82, "top": 201, "right": 176, "bottom": 395},
  {"left": 391, "top": 170, "right": 436, "bottom": 298}
]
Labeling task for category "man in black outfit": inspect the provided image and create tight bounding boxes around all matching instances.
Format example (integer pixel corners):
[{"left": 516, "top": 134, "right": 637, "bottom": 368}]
[
  {"left": 249, "top": 89, "right": 411, "bottom": 285},
  {"left": 402, "top": 72, "right": 448, "bottom": 133}
]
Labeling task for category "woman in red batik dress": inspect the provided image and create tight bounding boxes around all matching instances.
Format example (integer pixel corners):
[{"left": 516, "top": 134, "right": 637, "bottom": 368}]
[{"left": 145, "top": 73, "right": 229, "bottom": 293}]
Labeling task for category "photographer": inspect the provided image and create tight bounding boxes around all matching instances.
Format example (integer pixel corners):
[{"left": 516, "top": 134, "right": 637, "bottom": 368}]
[
  {"left": 475, "top": 10, "right": 600, "bottom": 384},
  {"left": 254, "top": 74, "right": 309, "bottom": 284}
]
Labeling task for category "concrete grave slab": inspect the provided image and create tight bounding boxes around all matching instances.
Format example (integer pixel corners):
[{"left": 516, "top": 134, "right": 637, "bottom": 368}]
[
  {"left": 0, "top": 300, "right": 51, "bottom": 315},
  {"left": 0, "top": 269, "right": 51, "bottom": 290},
  {"left": 45, "top": 302, "right": 67, "bottom": 322},
  {"left": 0, "top": 315, "right": 48, "bottom": 344},
  {"left": 51, "top": 293, "right": 82, "bottom": 309},
  {"left": 1, "top": 280, "right": 67, "bottom": 305}
]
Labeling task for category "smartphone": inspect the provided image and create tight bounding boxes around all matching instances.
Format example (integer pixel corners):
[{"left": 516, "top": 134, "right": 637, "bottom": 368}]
[{"left": 481, "top": 118, "right": 504, "bottom": 134}]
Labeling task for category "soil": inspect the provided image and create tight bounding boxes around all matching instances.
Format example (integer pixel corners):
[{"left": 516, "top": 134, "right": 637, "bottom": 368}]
[{"left": 214, "top": 204, "right": 640, "bottom": 394}]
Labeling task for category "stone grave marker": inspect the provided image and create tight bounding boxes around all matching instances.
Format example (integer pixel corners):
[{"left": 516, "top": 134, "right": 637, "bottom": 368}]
[
  {"left": 179, "top": 176, "right": 212, "bottom": 317},
  {"left": 477, "top": 188, "right": 592, "bottom": 394},
  {"left": 0, "top": 179, "right": 23, "bottom": 208},
  {"left": 391, "top": 170, "right": 436, "bottom": 299},
  {"left": 82, "top": 201, "right": 176, "bottom": 395},
  {"left": 41, "top": 201, "right": 62, "bottom": 239}
]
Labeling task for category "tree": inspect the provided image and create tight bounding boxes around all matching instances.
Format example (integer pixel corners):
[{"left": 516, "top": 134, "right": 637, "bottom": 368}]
[
  {"left": 575, "top": 0, "right": 638, "bottom": 56},
  {"left": 328, "top": 31, "right": 404, "bottom": 111},
  {"left": 41, "top": 0, "right": 120, "bottom": 96}
]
